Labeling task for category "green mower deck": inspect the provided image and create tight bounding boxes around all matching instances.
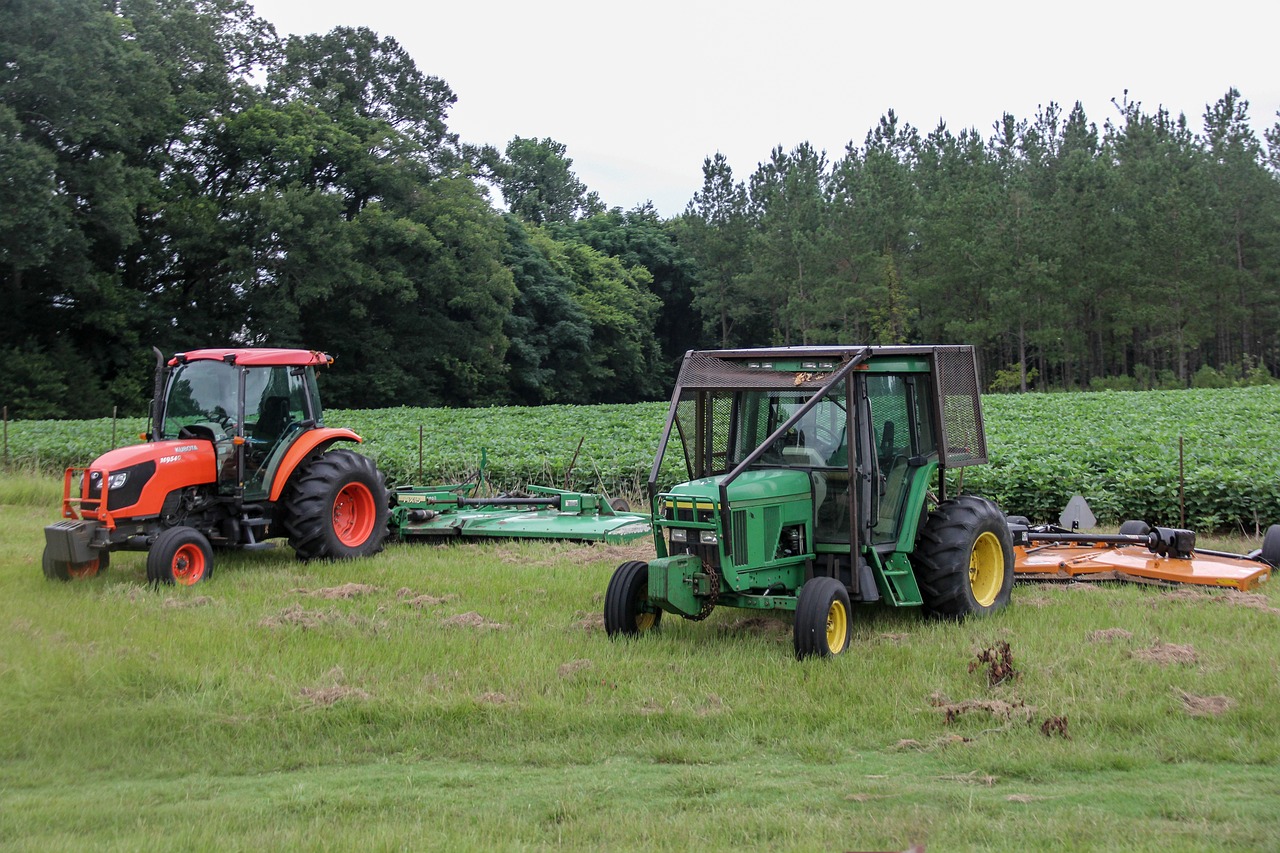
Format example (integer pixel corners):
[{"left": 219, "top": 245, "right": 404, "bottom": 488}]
[{"left": 390, "top": 484, "right": 652, "bottom": 546}]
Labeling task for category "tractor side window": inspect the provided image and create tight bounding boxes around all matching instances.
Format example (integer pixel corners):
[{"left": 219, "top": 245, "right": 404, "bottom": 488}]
[
  {"left": 244, "top": 366, "right": 307, "bottom": 442},
  {"left": 243, "top": 366, "right": 311, "bottom": 497}
]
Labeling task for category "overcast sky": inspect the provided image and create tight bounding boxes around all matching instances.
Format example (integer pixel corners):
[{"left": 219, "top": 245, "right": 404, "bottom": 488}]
[{"left": 248, "top": 0, "right": 1280, "bottom": 219}]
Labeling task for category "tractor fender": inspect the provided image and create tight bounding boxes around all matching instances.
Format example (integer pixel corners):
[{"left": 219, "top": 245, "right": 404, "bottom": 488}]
[{"left": 267, "top": 428, "right": 364, "bottom": 502}]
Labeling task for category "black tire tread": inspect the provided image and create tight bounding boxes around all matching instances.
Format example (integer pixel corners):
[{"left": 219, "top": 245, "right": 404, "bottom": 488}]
[
  {"left": 912, "top": 494, "right": 1014, "bottom": 619},
  {"left": 793, "top": 576, "right": 852, "bottom": 659},
  {"left": 604, "top": 560, "right": 661, "bottom": 637},
  {"left": 1260, "top": 524, "right": 1280, "bottom": 567},
  {"left": 280, "top": 449, "right": 390, "bottom": 561}
]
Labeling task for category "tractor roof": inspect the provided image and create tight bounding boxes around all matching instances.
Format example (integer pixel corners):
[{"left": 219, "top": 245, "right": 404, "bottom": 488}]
[
  {"left": 694, "top": 345, "right": 955, "bottom": 360},
  {"left": 169, "top": 348, "right": 333, "bottom": 367}
]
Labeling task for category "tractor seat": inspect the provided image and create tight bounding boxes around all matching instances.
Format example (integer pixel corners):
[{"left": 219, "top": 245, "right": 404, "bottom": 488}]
[{"left": 255, "top": 396, "right": 292, "bottom": 442}]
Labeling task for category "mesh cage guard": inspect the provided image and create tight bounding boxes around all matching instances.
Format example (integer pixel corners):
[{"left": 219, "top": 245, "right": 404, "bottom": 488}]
[{"left": 931, "top": 346, "right": 988, "bottom": 467}]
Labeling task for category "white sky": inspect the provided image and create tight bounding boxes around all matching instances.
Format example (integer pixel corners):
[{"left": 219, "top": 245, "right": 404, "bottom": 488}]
[{"left": 248, "top": 0, "right": 1280, "bottom": 219}]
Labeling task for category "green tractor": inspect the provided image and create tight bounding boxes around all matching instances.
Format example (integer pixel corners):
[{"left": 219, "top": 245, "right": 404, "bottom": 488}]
[{"left": 604, "top": 345, "right": 1014, "bottom": 659}]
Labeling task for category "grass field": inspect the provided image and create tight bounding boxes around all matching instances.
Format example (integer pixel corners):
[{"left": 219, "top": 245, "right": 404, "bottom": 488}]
[{"left": 2, "top": 476, "right": 1279, "bottom": 851}]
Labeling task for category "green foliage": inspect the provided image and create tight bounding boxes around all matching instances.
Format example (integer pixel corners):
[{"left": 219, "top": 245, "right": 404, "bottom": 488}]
[{"left": 497, "top": 136, "right": 602, "bottom": 225}]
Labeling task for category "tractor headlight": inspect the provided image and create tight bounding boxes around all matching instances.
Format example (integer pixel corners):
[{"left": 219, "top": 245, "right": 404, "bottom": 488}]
[
  {"left": 669, "top": 529, "right": 687, "bottom": 543},
  {"left": 89, "top": 471, "right": 129, "bottom": 490},
  {"left": 699, "top": 530, "right": 719, "bottom": 546}
]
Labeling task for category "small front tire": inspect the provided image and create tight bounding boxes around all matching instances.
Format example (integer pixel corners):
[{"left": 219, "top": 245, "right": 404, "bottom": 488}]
[
  {"left": 148, "top": 527, "right": 213, "bottom": 586},
  {"left": 794, "top": 576, "right": 852, "bottom": 659},
  {"left": 604, "top": 560, "right": 662, "bottom": 637},
  {"left": 42, "top": 548, "right": 110, "bottom": 582}
]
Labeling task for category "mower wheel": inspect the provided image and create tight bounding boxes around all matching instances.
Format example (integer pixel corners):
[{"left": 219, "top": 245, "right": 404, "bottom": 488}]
[
  {"left": 281, "top": 449, "right": 390, "bottom": 561},
  {"left": 793, "top": 576, "right": 852, "bottom": 659},
  {"left": 1261, "top": 525, "right": 1280, "bottom": 567},
  {"left": 604, "top": 560, "right": 662, "bottom": 637},
  {"left": 913, "top": 494, "right": 1014, "bottom": 619},
  {"left": 42, "top": 547, "right": 110, "bottom": 582},
  {"left": 148, "top": 527, "right": 213, "bottom": 585},
  {"left": 608, "top": 498, "right": 631, "bottom": 512},
  {"left": 1118, "top": 520, "right": 1151, "bottom": 536}
]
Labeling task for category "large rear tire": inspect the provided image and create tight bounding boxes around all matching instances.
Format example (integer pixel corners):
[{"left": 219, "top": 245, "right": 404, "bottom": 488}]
[
  {"left": 604, "top": 560, "right": 662, "bottom": 637},
  {"left": 280, "top": 449, "right": 390, "bottom": 561},
  {"left": 913, "top": 494, "right": 1014, "bottom": 619},
  {"left": 793, "top": 576, "right": 852, "bottom": 659},
  {"left": 43, "top": 548, "right": 109, "bottom": 582},
  {"left": 147, "top": 527, "right": 212, "bottom": 585}
]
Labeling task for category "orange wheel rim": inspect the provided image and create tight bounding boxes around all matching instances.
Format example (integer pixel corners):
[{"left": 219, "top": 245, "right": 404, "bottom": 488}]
[
  {"left": 67, "top": 559, "right": 101, "bottom": 580},
  {"left": 333, "top": 482, "right": 376, "bottom": 547},
  {"left": 171, "top": 543, "right": 206, "bottom": 585}
]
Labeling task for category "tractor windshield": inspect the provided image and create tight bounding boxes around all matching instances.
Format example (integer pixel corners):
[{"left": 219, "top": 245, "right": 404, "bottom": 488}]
[
  {"left": 163, "top": 361, "right": 239, "bottom": 440},
  {"left": 729, "top": 391, "right": 848, "bottom": 469}
]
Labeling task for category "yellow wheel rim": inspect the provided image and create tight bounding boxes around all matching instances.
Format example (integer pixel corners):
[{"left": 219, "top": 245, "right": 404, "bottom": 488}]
[
  {"left": 825, "top": 599, "right": 849, "bottom": 654},
  {"left": 969, "top": 531, "right": 1004, "bottom": 607},
  {"left": 635, "top": 611, "right": 657, "bottom": 632}
]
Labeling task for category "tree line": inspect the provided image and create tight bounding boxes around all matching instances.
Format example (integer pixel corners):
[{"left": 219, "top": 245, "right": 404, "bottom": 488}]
[{"left": 3, "top": 0, "right": 1279, "bottom": 418}]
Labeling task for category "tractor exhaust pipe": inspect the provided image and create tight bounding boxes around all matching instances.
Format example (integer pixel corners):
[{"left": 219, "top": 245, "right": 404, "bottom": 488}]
[{"left": 149, "top": 346, "right": 166, "bottom": 441}]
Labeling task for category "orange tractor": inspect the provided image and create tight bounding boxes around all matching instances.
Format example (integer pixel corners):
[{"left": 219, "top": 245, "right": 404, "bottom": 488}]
[{"left": 42, "top": 348, "right": 389, "bottom": 584}]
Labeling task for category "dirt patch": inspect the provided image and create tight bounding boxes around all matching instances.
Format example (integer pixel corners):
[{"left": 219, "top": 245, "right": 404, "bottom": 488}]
[
  {"left": 295, "top": 583, "right": 379, "bottom": 599},
  {"left": 557, "top": 659, "right": 593, "bottom": 678},
  {"left": 1132, "top": 641, "right": 1197, "bottom": 666},
  {"left": 1158, "top": 588, "right": 1214, "bottom": 605},
  {"left": 970, "top": 641, "right": 1019, "bottom": 686},
  {"left": 299, "top": 684, "right": 370, "bottom": 707},
  {"left": 1088, "top": 628, "right": 1133, "bottom": 643},
  {"left": 1006, "top": 794, "right": 1043, "bottom": 803},
  {"left": 1218, "top": 590, "right": 1280, "bottom": 615},
  {"left": 494, "top": 541, "right": 655, "bottom": 569},
  {"left": 1040, "top": 716, "right": 1070, "bottom": 738},
  {"left": 162, "top": 595, "right": 214, "bottom": 609},
  {"left": 260, "top": 604, "right": 338, "bottom": 629},
  {"left": 477, "top": 691, "right": 511, "bottom": 705},
  {"left": 570, "top": 611, "right": 604, "bottom": 631},
  {"left": 930, "top": 691, "right": 1037, "bottom": 725},
  {"left": 696, "top": 694, "right": 726, "bottom": 716},
  {"left": 441, "top": 611, "right": 504, "bottom": 630},
  {"left": 298, "top": 667, "right": 370, "bottom": 707},
  {"left": 719, "top": 615, "right": 790, "bottom": 640},
  {"left": 877, "top": 632, "right": 912, "bottom": 644},
  {"left": 396, "top": 588, "right": 457, "bottom": 609},
  {"left": 938, "top": 771, "right": 999, "bottom": 786},
  {"left": 1016, "top": 594, "right": 1054, "bottom": 608},
  {"left": 1177, "top": 689, "right": 1236, "bottom": 716}
]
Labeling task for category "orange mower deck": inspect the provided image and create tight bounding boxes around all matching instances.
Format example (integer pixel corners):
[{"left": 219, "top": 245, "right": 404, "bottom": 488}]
[{"left": 1012, "top": 531, "right": 1272, "bottom": 592}]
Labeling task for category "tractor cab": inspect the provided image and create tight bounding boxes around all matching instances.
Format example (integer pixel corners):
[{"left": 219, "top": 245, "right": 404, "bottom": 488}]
[{"left": 156, "top": 349, "right": 326, "bottom": 499}]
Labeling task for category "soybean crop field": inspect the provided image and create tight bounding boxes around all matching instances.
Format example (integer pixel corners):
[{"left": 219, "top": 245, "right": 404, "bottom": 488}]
[{"left": 5, "top": 386, "right": 1280, "bottom": 530}]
